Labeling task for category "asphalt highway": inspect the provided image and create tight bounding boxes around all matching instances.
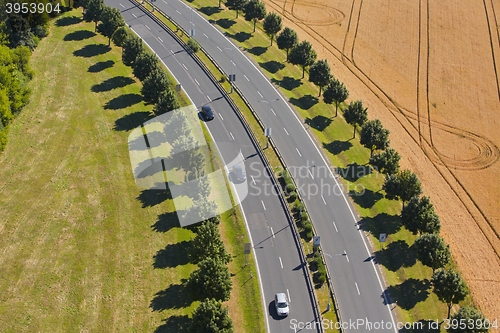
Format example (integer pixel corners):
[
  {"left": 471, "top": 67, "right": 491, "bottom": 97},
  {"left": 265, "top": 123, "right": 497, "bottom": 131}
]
[
  {"left": 104, "top": 0, "right": 323, "bottom": 331},
  {"left": 138, "top": 1, "right": 399, "bottom": 332}
]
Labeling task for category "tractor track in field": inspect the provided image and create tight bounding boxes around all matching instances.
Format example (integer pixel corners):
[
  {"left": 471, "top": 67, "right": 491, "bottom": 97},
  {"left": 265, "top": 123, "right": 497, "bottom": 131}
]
[{"left": 269, "top": 0, "right": 500, "bottom": 258}]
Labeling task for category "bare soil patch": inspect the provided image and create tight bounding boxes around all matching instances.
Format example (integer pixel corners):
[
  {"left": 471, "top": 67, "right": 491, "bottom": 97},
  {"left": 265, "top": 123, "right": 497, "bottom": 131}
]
[{"left": 263, "top": 0, "right": 500, "bottom": 321}]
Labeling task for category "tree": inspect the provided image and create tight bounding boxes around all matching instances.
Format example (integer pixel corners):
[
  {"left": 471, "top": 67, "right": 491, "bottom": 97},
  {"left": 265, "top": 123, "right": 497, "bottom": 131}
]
[
  {"left": 153, "top": 88, "right": 179, "bottom": 115},
  {"left": 276, "top": 27, "right": 298, "bottom": 61},
  {"left": 187, "top": 38, "right": 200, "bottom": 53},
  {"left": 141, "top": 68, "right": 169, "bottom": 105},
  {"left": 133, "top": 51, "right": 159, "bottom": 81},
  {"left": 369, "top": 148, "right": 401, "bottom": 174},
  {"left": 190, "top": 299, "right": 234, "bottom": 333},
  {"left": 243, "top": 0, "right": 266, "bottom": 32},
  {"left": 414, "top": 233, "right": 451, "bottom": 272},
  {"left": 343, "top": 100, "right": 367, "bottom": 138},
  {"left": 431, "top": 269, "right": 468, "bottom": 319},
  {"left": 83, "top": 0, "right": 104, "bottom": 31},
  {"left": 225, "top": 0, "right": 248, "bottom": 18},
  {"left": 288, "top": 40, "right": 317, "bottom": 79},
  {"left": 323, "top": 79, "right": 348, "bottom": 117},
  {"left": 111, "top": 26, "right": 129, "bottom": 47},
  {"left": 447, "top": 306, "right": 489, "bottom": 333},
  {"left": 122, "top": 35, "right": 143, "bottom": 66},
  {"left": 189, "top": 221, "right": 231, "bottom": 264},
  {"left": 186, "top": 257, "right": 232, "bottom": 301},
  {"left": 382, "top": 169, "right": 422, "bottom": 205},
  {"left": 308, "top": 59, "right": 332, "bottom": 96},
  {"left": 263, "top": 12, "right": 282, "bottom": 46},
  {"left": 360, "top": 119, "right": 390, "bottom": 157},
  {"left": 97, "top": 6, "right": 125, "bottom": 45},
  {"left": 401, "top": 196, "right": 441, "bottom": 235}
]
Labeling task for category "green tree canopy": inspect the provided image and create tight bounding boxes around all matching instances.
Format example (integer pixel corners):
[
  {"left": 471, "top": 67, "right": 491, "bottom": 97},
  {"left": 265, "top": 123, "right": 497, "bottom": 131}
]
[
  {"left": 189, "top": 221, "right": 231, "bottom": 264},
  {"left": 83, "top": 0, "right": 104, "bottom": 31},
  {"left": 263, "top": 12, "right": 282, "bottom": 46},
  {"left": 190, "top": 299, "right": 234, "bottom": 333},
  {"left": 153, "top": 88, "right": 179, "bottom": 115},
  {"left": 382, "top": 169, "right": 422, "bottom": 205},
  {"left": 133, "top": 51, "right": 160, "bottom": 82},
  {"left": 186, "top": 257, "right": 232, "bottom": 301},
  {"left": 141, "top": 68, "right": 169, "bottom": 105},
  {"left": 323, "top": 78, "right": 348, "bottom": 117},
  {"left": 343, "top": 100, "right": 367, "bottom": 138},
  {"left": 401, "top": 195, "right": 441, "bottom": 235},
  {"left": 414, "top": 233, "right": 451, "bottom": 272},
  {"left": 308, "top": 59, "right": 332, "bottom": 96},
  {"left": 122, "top": 35, "right": 144, "bottom": 66},
  {"left": 243, "top": 0, "right": 266, "bottom": 32},
  {"left": 369, "top": 148, "right": 401, "bottom": 175},
  {"left": 111, "top": 26, "right": 129, "bottom": 48},
  {"left": 431, "top": 269, "right": 468, "bottom": 319},
  {"left": 276, "top": 27, "right": 298, "bottom": 61},
  {"left": 447, "top": 306, "right": 489, "bottom": 333},
  {"left": 288, "top": 40, "right": 317, "bottom": 79},
  {"left": 225, "top": 0, "right": 248, "bottom": 18},
  {"left": 360, "top": 119, "right": 390, "bottom": 156},
  {"left": 97, "top": 6, "right": 125, "bottom": 45}
]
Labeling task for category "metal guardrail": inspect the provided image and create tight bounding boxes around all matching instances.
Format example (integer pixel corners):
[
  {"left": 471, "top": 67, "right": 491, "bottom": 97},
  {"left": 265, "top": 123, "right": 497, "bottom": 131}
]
[{"left": 131, "top": 1, "right": 329, "bottom": 331}]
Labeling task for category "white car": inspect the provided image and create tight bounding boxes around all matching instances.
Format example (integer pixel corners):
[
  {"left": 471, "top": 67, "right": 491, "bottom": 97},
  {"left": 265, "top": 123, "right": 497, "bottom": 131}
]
[{"left": 275, "top": 292, "right": 289, "bottom": 317}]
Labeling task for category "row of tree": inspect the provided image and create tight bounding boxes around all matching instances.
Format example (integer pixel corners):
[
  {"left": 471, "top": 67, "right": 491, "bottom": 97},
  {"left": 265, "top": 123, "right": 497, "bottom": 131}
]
[{"left": 222, "top": 1, "right": 487, "bottom": 326}]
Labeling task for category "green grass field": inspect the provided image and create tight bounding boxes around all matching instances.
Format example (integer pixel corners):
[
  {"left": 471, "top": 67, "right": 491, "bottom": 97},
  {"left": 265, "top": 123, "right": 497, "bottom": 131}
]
[{"left": 0, "top": 11, "right": 264, "bottom": 333}]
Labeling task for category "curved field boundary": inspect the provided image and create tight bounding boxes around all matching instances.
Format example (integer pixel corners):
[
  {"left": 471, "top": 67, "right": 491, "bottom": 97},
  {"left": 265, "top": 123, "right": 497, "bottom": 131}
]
[{"left": 268, "top": 0, "right": 500, "bottom": 259}]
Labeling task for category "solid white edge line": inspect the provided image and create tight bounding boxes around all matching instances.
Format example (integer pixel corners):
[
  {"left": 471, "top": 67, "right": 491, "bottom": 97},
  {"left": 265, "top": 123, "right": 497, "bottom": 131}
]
[
  {"left": 279, "top": 256, "right": 283, "bottom": 268},
  {"left": 333, "top": 221, "right": 338, "bottom": 232},
  {"left": 181, "top": 9, "right": 399, "bottom": 329},
  {"left": 130, "top": 28, "right": 272, "bottom": 333}
]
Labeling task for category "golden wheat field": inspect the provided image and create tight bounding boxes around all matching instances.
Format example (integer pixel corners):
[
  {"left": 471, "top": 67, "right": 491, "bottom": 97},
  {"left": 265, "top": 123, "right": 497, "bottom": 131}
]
[{"left": 262, "top": 0, "right": 500, "bottom": 321}]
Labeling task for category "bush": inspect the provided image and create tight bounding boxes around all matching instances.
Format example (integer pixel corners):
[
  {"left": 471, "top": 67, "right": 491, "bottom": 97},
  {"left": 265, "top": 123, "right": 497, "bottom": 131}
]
[
  {"left": 187, "top": 38, "right": 200, "bottom": 53},
  {"left": 316, "top": 266, "right": 327, "bottom": 285},
  {"left": 292, "top": 199, "right": 303, "bottom": 212},
  {"left": 284, "top": 182, "right": 295, "bottom": 194},
  {"left": 32, "top": 25, "right": 49, "bottom": 38},
  {"left": 0, "top": 127, "right": 8, "bottom": 152},
  {"left": 288, "top": 191, "right": 297, "bottom": 201},
  {"left": 300, "top": 211, "right": 308, "bottom": 222}
]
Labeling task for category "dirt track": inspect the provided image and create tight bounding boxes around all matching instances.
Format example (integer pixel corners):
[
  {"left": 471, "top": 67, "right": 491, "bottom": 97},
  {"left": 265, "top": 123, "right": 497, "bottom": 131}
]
[{"left": 263, "top": 0, "right": 500, "bottom": 321}]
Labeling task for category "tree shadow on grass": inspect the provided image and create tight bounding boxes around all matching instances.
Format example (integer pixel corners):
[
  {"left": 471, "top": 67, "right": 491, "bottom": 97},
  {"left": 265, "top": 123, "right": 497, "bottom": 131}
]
[
  {"left": 73, "top": 44, "right": 111, "bottom": 57},
  {"left": 271, "top": 76, "right": 302, "bottom": 90},
  {"left": 349, "top": 188, "right": 384, "bottom": 209},
  {"left": 199, "top": 6, "right": 221, "bottom": 16},
  {"left": 104, "top": 93, "right": 142, "bottom": 110},
  {"left": 128, "top": 130, "right": 165, "bottom": 150},
  {"left": 150, "top": 283, "right": 193, "bottom": 311},
  {"left": 151, "top": 211, "right": 181, "bottom": 232},
  {"left": 226, "top": 31, "right": 252, "bottom": 43},
  {"left": 305, "top": 115, "right": 332, "bottom": 131},
  {"left": 153, "top": 240, "right": 191, "bottom": 268},
  {"left": 91, "top": 76, "right": 135, "bottom": 93},
  {"left": 374, "top": 240, "right": 416, "bottom": 271},
  {"left": 55, "top": 15, "right": 82, "bottom": 26},
  {"left": 246, "top": 46, "right": 267, "bottom": 56},
  {"left": 114, "top": 111, "right": 153, "bottom": 131},
  {"left": 137, "top": 187, "right": 172, "bottom": 208},
  {"left": 357, "top": 212, "right": 402, "bottom": 237},
  {"left": 384, "top": 278, "right": 431, "bottom": 310},
  {"left": 290, "top": 94, "right": 318, "bottom": 110},
  {"left": 64, "top": 30, "right": 96, "bottom": 41},
  {"left": 337, "top": 162, "right": 372, "bottom": 182},
  {"left": 88, "top": 60, "right": 115, "bottom": 73},
  {"left": 323, "top": 140, "right": 352, "bottom": 155},
  {"left": 260, "top": 60, "right": 285, "bottom": 74},
  {"left": 217, "top": 18, "right": 236, "bottom": 29},
  {"left": 154, "top": 315, "right": 190, "bottom": 333}
]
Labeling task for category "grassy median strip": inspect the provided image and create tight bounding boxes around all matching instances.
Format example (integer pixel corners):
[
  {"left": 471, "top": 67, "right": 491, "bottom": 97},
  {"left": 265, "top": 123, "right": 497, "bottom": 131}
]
[{"left": 0, "top": 11, "right": 264, "bottom": 333}]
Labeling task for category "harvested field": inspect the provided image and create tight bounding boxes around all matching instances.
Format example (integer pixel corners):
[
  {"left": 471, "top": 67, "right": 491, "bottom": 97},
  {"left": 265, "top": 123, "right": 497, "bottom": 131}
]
[{"left": 263, "top": 0, "right": 500, "bottom": 322}]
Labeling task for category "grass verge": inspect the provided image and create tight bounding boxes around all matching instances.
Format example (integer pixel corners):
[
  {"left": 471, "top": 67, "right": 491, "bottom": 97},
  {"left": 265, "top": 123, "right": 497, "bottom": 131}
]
[{"left": 0, "top": 10, "right": 263, "bottom": 333}]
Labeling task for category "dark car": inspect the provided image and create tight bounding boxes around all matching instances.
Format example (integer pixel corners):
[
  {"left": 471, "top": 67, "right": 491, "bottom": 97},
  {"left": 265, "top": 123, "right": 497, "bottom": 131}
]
[{"left": 201, "top": 105, "right": 214, "bottom": 121}]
